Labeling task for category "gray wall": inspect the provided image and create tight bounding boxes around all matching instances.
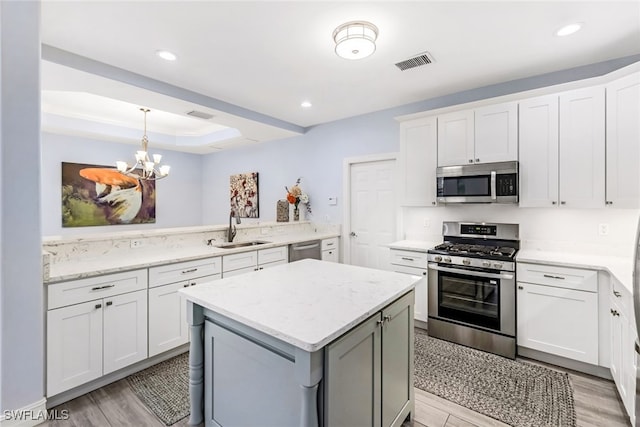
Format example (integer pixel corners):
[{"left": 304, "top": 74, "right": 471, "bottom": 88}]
[{"left": 1, "top": 0, "right": 43, "bottom": 413}]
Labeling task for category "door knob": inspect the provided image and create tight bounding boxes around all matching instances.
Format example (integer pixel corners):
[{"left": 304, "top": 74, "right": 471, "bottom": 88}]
[{"left": 350, "top": 232, "right": 357, "bottom": 237}]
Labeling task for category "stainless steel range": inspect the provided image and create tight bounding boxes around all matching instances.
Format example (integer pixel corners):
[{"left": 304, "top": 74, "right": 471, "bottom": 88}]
[{"left": 427, "top": 221, "right": 519, "bottom": 359}]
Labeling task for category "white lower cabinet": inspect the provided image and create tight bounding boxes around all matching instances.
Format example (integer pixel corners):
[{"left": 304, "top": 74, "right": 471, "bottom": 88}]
[
  {"left": 389, "top": 249, "right": 428, "bottom": 323},
  {"left": 47, "top": 287, "right": 148, "bottom": 396},
  {"left": 148, "top": 258, "right": 222, "bottom": 357},
  {"left": 609, "top": 279, "right": 636, "bottom": 423},
  {"left": 148, "top": 274, "right": 221, "bottom": 357},
  {"left": 322, "top": 237, "right": 340, "bottom": 263},
  {"left": 516, "top": 263, "right": 599, "bottom": 364}
]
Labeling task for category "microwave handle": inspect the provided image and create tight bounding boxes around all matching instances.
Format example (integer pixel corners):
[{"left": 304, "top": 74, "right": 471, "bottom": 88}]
[{"left": 490, "top": 171, "right": 497, "bottom": 200}]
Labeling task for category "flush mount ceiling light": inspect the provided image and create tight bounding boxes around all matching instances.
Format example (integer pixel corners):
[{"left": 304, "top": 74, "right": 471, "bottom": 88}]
[
  {"left": 156, "top": 50, "right": 177, "bottom": 61},
  {"left": 333, "top": 21, "right": 378, "bottom": 60},
  {"left": 116, "top": 108, "right": 170, "bottom": 180},
  {"left": 300, "top": 101, "right": 312, "bottom": 108},
  {"left": 555, "top": 23, "right": 583, "bottom": 37}
]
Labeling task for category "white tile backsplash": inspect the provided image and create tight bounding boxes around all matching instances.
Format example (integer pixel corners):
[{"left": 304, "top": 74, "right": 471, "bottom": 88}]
[{"left": 402, "top": 205, "right": 640, "bottom": 257}]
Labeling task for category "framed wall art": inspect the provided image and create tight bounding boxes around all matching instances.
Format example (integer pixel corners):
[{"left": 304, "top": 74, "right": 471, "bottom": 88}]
[
  {"left": 230, "top": 172, "right": 259, "bottom": 218},
  {"left": 61, "top": 162, "right": 156, "bottom": 227}
]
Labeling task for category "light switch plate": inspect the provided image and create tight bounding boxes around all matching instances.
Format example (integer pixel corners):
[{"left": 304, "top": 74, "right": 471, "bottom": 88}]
[{"left": 328, "top": 197, "right": 337, "bottom": 205}]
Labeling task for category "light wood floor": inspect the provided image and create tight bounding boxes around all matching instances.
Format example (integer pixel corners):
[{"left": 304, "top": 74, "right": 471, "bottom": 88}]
[{"left": 43, "top": 355, "right": 630, "bottom": 427}]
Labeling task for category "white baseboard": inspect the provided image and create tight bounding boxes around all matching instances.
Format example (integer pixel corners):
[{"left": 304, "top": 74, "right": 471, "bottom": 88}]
[{"left": 0, "top": 398, "right": 50, "bottom": 427}]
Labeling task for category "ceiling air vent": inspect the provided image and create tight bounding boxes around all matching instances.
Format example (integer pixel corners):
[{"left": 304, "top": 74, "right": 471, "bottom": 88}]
[
  {"left": 395, "top": 52, "right": 434, "bottom": 71},
  {"left": 186, "top": 110, "right": 214, "bottom": 120}
]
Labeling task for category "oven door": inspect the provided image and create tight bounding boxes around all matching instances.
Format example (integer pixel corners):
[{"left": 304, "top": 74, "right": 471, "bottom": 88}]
[{"left": 428, "top": 263, "right": 515, "bottom": 336}]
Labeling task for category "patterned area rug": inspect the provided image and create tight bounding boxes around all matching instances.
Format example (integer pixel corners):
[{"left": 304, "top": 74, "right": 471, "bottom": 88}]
[
  {"left": 126, "top": 352, "right": 190, "bottom": 426},
  {"left": 414, "top": 330, "right": 577, "bottom": 427}
]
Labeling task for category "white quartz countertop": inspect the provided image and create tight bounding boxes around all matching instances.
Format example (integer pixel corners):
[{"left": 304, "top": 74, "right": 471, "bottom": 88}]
[
  {"left": 517, "top": 249, "right": 633, "bottom": 294},
  {"left": 387, "top": 240, "right": 440, "bottom": 253},
  {"left": 46, "top": 231, "right": 340, "bottom": 283},
  {"left": 179, "top": 259, "right": 419, "bottom": 352}
]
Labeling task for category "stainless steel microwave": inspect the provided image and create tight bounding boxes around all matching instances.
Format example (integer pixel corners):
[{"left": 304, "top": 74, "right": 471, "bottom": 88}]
[{"left": 436, "top": 161, "right": 518, "bottom": 204}]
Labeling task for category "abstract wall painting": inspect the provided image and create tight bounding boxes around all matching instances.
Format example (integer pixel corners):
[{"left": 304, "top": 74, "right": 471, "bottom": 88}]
[
  {"left": 61, "top": 162, "right": 156, "bottom": 227},
  {"left": 230, "top": 172, "right": 259, "bottom": 218}
]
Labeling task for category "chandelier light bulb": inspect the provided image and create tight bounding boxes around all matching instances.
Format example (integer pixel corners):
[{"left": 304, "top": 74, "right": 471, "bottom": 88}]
[{"left": 115, "top": 108, "right": 170, "bottom": 180}]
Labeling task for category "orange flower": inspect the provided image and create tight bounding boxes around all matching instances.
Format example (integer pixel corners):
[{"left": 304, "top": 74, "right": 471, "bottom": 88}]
[{"left": 287, "top": 193, "right": 296, "bottom": 204}]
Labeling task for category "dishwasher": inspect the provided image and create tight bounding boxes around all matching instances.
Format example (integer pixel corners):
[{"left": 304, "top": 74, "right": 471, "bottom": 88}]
[{"left": 288, "top": 240, "right": 322, "bottom": 261}]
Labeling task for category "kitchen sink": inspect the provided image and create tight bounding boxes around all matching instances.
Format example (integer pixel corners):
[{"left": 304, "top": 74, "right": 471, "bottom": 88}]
[{"left": 215, "top": 240, "right": 270, "bottom": 249}]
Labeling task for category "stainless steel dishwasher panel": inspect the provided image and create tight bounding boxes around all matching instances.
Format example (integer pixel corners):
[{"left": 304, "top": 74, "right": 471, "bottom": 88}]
[{"left": 288, "top": 240, "right": 322, "bottom": 261}]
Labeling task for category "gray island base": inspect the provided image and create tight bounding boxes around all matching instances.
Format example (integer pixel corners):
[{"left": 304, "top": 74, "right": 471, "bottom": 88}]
[{"left": 180, "top": 259, "right": 418, "bottom": 427}]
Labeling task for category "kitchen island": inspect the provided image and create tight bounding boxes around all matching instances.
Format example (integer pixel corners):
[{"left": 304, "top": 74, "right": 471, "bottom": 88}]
[{"left": 179, "top": 259, "right": 418, "bottom": 427}]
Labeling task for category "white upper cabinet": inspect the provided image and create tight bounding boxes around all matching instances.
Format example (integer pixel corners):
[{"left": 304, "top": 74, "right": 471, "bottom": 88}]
[
  {"left": 559, "top": 86, "right": 605, "bottom": 208},
  {"left": 398, "top": 116, "right": 437, "bottom": 206},
  {"left": 606, "top": 72, "right": 640, "bottom": 208},
  {"left": 519, "top": 95, "right": 559, "bottom": 207},
  {"left": 437, "top": 103, "right": 518, "bottom": 167},
  {"left": 474, "top": 102, "right": 518, "bottom": 164},
  {"left": 519, "top": 87, "right": 605, "bottom": 208},
  {"left": 437, "top": 110, "right": 474, "bottom": 167}
]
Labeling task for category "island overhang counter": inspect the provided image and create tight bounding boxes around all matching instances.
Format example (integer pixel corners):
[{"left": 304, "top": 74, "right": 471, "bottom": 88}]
[{"left": 179, "top": 258, "right": 419, "bottom": 427}]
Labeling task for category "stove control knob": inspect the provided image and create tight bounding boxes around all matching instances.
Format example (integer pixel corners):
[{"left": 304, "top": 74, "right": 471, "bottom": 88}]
[
  {"left": 444, "top": 257, "right": 452, "bottom": 263},
  {"left": 462, "top": 258, "right": 471, "bottom": 265},
  {"left": 434, "top": 255, "right": 442, "bottom": 262},
  {"left": 482, "top": 261, "right": 491, "bottom": 268},
  {"left": 493, "top": 262, "right": 503, "bottom": 269}
]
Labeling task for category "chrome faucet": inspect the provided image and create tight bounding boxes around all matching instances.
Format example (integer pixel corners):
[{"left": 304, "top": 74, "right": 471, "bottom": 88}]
[{"left": 228, "top": 211, "right": 241, "bottom": 242}]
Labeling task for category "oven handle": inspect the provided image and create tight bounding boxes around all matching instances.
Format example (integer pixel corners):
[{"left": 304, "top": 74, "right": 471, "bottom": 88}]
[{"left": 427, "top": 263, "right": 514, "bottom": 280}]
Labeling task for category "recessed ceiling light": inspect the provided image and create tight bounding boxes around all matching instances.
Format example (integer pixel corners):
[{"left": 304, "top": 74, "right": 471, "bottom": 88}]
[
  {"left": 301, "top": 101, "right": 312, "bottom": 108},
  {"left": 156, "top": 50, "right": 177, "bottom": 61},
  {"left": 555, "top": 23, "right": 582, "bottom": 37}
]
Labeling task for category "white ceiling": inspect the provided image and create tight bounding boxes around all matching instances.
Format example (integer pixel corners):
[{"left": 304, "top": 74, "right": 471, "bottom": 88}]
[{"left": 40, "top": 1, "right": 640, "bottom": 152}]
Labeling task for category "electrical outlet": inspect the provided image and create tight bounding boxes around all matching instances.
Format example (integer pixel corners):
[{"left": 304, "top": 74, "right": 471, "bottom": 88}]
[
  {"left": 598, "top": 223, "right": 609, "bottom": 236},
  {"left": 130, "top": 239, "right": 144, "bottom": 248},
  {"left": 423, "top": 218, "right": 430, "bottom": 228}
]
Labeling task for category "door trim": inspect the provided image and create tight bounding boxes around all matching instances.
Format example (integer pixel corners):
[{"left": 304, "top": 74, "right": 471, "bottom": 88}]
[{"left": 342, "top": 153, "right": 399, "bottom": 266}]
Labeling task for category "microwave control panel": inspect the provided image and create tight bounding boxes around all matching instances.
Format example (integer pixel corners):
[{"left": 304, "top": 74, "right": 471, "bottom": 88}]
[{"left": 496, "top": 174, "right": 517, "bottom": 196}]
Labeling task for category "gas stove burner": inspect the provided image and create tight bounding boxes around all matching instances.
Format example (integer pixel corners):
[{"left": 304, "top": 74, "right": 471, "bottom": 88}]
[{"left": 432, "top": 242, "right": 517, "bottom": 259}]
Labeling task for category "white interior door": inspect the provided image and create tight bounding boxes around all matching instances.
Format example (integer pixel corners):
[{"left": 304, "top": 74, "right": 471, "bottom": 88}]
[{"left": 348, "top": 159, "right": 396, "bottom": 270}]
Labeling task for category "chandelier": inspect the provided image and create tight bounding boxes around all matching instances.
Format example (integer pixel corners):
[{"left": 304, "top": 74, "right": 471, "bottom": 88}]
[{"left": 116, "top": 108, "right": 170, "bottom": 180}]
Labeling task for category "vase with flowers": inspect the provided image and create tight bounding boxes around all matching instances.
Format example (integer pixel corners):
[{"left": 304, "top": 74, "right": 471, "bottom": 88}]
[{"left": 286, "top": 178, "right": 312, "bottom": 221}]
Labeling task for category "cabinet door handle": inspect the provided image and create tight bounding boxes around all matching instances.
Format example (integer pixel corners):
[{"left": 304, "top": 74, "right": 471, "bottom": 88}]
[
  {"left": 383, "top": 315, "right": 391, "bottom": 323},
  {"left": 95, "top": 303, "right": 102, "bottom": 309},
  {"left": 190, "top": 282, "right": 197, "bottom": 286},
  {"left": 182, "top": 268, "right": 198, "bottom": 274},
  {"left": 543, "top": 274, "right": 565, "bottom": 280},
  {"left": 613, "top": 291, "right": 621, "bottom": 297},
  {"left": 468, "top": 159, "right": 473, "bottom": 163},
  {"left": 183, "top": 283, "right": 190, "bottom": 288},
  {"left": 105, "top": 301, "right": 113, "bottom": 307},
  {"left": 606, "top": 201, "right": 613, "bottom": 205},
  {"left": 376, "top": 319, "right": 385, "bottom": 327},
  {"left": 518, "top": 285, "right": 524, "bottom": 290},
  {"left": 611, "top": 308, "right": 620, "bottom": 317},
  {"left": 401, "top": 257, "right": 415, "bottom": 261},
  {"left": 91, "top": 284, "right": 115, "bottom": 291},
  {"left": 476, "top": 158, "right": 480, "bottom": 163},
  {"left": 560, "top": 201, "right": 566, "bottom": 205},
  {"left": 422, "top": 271, "right": 427, "bottom": 276},
  {"left": 552, "top": 201, "right": 557, "bottom": 205}
]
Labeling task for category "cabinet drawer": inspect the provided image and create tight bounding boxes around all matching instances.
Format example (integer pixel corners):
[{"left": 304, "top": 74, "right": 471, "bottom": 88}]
[
  {"left": 258, "top": 246, "right": 288, "bottom": 265},
  {"left": 149, "top": 257, "right": 222, "bottom": 287},
  {"left": 322, "top": 238, "right": 339, "bottom": 251},
  {"left": 517, "top": 263, "right": 597, "bottom": 292},
  {"left": 223, "top": 251, "right": 258, "bottom": 273},
  {"left": 390, "top": 249, "right": 428, "bottom": 269},
  {"left": 48, "top": 269, "right": 147, "bottom": 310},
  {"left": 391, "top": 264, "right": 427, "bottom": 278},
  {"left": 222, "top": 266, "right": 257, "bottom": 278},
  {"left": 611, "top": 277, "right": 632, "bottom": 316}
]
